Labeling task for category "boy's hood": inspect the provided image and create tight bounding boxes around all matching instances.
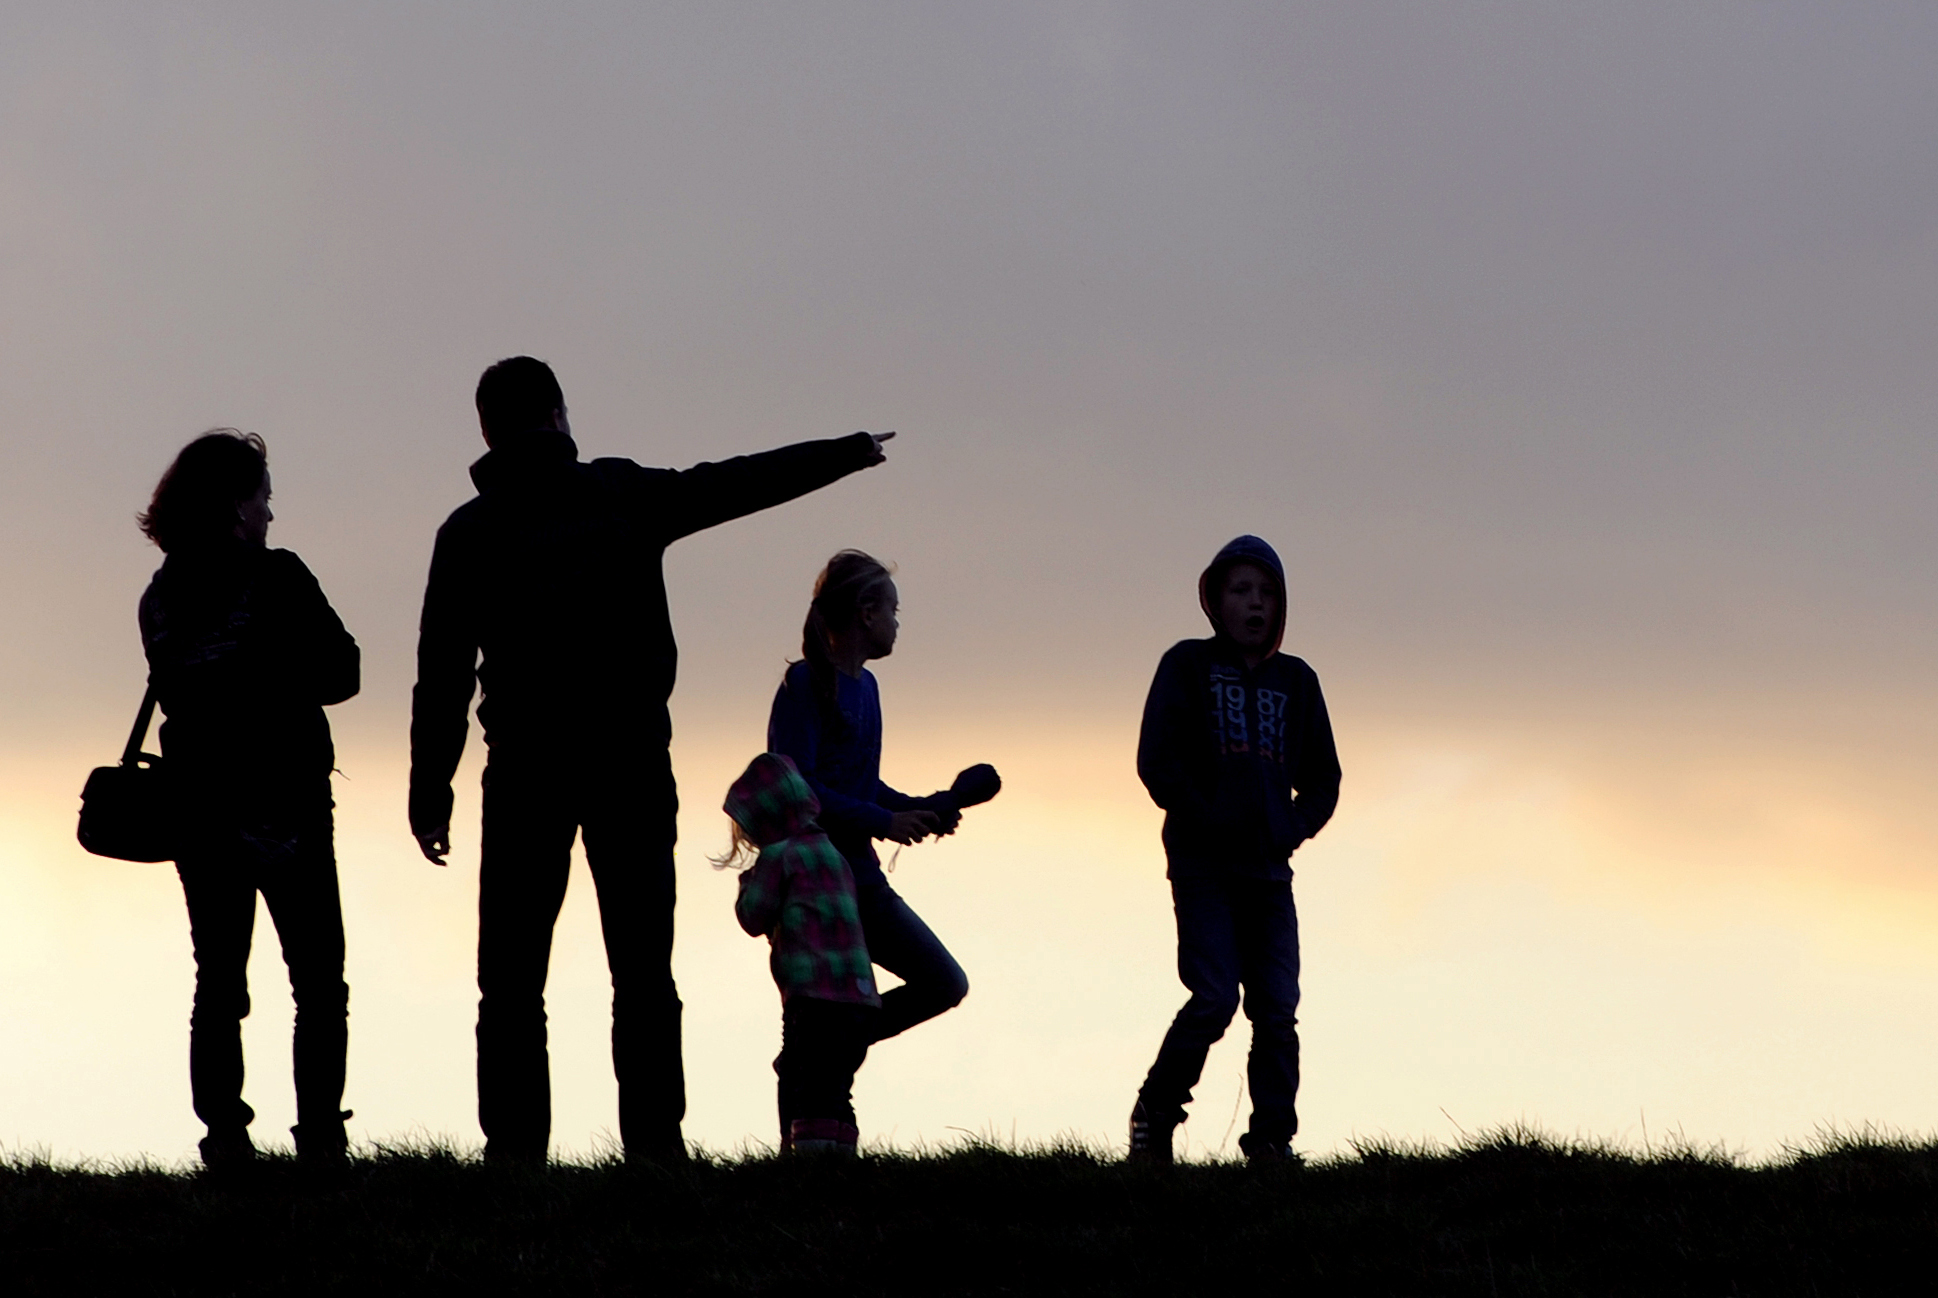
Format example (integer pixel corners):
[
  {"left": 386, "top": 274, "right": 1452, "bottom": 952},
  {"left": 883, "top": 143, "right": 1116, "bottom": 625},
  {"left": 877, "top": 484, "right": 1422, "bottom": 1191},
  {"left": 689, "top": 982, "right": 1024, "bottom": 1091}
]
[
  {"left": 723, "top": 752, "right": 822, "bottom": 846},
  {"left": 1198, "top": 534, "right": 1287, "bottom": 659}
]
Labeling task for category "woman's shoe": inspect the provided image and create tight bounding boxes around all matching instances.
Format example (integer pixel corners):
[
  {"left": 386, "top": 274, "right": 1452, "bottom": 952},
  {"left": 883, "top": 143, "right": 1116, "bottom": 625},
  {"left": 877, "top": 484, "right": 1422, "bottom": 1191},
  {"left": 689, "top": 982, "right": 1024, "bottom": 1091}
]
[
  {"left": 292, "top": 1110, "right": 352, "bottom": 1164},
  {"left": 198, "top": 1128, "right": 258, "bottom": 1170}
]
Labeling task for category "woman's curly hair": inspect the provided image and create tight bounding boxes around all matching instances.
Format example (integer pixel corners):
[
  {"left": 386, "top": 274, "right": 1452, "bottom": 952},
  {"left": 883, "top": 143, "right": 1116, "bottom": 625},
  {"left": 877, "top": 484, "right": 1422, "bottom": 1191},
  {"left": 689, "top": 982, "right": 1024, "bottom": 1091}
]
[{"left": 138, "top": 429, "right": 267, "bottom": 553}]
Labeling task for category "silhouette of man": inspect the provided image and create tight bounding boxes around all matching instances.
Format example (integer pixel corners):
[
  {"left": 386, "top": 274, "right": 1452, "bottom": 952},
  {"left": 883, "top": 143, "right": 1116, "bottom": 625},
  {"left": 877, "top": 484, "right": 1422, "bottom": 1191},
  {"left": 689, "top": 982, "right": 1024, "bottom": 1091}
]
[{"left": 409, "top": 356, "right": 891, "bottom": 1163}]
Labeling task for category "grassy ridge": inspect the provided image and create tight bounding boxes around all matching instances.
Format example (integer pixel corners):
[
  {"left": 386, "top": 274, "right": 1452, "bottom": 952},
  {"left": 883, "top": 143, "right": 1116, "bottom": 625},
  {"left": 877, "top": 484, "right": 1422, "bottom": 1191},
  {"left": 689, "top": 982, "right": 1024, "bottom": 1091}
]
[{"left": 4, "top": 1129, "right": 1935, "bottom": 1295}]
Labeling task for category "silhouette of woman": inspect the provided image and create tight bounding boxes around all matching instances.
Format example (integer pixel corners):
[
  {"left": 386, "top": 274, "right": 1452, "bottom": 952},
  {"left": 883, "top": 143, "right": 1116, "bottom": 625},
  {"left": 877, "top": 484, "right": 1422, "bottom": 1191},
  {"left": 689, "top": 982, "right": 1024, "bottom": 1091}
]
[{"left": 136, "top": 430, "right": 360, "bottom": 1166}]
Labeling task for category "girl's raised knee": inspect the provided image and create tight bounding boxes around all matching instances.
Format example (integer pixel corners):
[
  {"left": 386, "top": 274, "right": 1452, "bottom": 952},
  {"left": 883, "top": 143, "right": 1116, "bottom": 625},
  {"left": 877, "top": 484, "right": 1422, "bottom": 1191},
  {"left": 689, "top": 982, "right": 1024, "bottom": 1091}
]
[{"left": 943, "top": 969, "right": 970, "bottom": 1008}]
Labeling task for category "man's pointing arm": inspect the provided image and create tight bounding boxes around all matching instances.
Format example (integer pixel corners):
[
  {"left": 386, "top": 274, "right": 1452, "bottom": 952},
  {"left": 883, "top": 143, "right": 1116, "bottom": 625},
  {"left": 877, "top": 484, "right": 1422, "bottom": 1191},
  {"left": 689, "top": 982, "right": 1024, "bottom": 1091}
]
[{"left": 651, "top": 430, "right": 891, "bottom": 542}]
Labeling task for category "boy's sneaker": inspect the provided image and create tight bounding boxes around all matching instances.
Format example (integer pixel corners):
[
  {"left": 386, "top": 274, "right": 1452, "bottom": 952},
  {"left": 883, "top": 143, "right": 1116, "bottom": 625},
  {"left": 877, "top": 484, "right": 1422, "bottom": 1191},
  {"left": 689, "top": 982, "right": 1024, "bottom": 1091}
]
[
  {"left": 789, "top": 1118, "right": 858, "bottom": 1157},
  {"left": 1128, "top": 1101, "right": 1175, "bottom": 1166},
  {"left": 1238, "top": 1132, "right": 1303, "bottom": 1167}
]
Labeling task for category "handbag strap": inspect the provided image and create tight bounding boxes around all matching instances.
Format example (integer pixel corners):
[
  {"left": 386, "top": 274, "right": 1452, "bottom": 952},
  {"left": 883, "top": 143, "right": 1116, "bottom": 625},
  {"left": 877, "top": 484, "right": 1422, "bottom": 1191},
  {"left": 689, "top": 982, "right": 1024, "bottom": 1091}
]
[{"left": 121, "top": 683, "right": 159, "bottom": 767}]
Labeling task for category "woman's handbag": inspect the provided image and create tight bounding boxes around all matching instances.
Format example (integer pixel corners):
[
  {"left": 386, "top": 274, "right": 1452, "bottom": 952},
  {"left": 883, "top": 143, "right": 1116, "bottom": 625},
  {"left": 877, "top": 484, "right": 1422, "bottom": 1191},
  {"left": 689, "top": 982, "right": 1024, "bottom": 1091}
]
[{"left": 77, "top": 683, "right": 178, "bottom": 862}]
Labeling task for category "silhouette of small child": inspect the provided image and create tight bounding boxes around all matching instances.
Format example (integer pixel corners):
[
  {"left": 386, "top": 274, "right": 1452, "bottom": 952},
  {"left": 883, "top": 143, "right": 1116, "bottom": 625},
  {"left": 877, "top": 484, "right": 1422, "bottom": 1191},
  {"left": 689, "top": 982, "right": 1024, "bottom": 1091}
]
[
  {"left": 723, "top": 752, "right": 881, "bottom": 1155},
  {"left": 1129, "top": 535, "right": 1341, "bottom": 1165}
]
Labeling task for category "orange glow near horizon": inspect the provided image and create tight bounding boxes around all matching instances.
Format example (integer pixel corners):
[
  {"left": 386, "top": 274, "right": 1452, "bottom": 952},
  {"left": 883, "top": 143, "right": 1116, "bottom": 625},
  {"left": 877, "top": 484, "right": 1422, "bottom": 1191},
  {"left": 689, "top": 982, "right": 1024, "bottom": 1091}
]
[{"left": 8, "top": 704, "right": 1937, "bottom": 1163}]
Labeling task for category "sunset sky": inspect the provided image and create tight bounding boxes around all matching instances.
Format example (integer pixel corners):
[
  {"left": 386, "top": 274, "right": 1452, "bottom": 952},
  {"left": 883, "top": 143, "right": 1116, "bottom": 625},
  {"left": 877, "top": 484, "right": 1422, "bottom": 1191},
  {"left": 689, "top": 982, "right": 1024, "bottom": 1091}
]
[{"left": 3, "top": 2, "right": 1935, "bottom": 1163}]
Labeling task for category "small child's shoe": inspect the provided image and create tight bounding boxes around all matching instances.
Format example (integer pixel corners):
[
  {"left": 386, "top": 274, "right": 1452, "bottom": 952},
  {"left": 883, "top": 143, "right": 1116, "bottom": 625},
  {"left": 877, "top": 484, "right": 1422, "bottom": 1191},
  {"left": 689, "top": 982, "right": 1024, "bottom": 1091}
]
[
  {"left": 1128, "top": 1101, "right": 1175, "bottom": 1166},
  {"left": 788, "top": 1118, "right": 859, "bottom": 1156}
]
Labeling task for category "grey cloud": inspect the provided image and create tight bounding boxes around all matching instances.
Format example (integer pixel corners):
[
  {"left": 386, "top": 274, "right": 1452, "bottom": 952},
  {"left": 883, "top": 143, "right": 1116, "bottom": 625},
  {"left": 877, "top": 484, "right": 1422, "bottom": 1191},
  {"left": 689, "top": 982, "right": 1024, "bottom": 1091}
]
[{"left": 0, "top": 2, "right": 1932, "bottom": 740}]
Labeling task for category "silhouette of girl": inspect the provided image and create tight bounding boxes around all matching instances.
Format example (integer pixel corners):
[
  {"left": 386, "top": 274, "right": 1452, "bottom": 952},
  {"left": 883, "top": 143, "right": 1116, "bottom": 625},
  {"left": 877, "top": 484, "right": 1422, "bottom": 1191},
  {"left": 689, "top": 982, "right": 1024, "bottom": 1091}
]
[
  {"left": 721, "top": 752, "right": 879, "bottom": 1156},
  {"left": 765, "top": 551, "right": 999, "bottom": 1143},
  {"left": 136, "top": 430, "right": 359, "bottom": 1166}
]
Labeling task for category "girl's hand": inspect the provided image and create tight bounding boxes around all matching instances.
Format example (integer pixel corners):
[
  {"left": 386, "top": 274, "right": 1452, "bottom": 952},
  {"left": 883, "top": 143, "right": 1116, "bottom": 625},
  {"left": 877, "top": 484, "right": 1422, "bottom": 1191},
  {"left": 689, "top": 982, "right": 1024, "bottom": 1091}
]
[
  {"left": 885, "top": 810, "right": 940, "bottom": 844},
  {"left": 862, "top": 430, "right": 896, "bottom": 465}
]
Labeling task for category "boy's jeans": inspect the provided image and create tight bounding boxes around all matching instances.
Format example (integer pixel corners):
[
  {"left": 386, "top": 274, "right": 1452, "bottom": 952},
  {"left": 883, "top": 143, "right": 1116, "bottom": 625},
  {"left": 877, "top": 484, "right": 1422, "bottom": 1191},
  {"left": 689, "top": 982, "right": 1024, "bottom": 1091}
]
[{"left": 1138, "top": 875, "right": 1301, "bottom": 1146}]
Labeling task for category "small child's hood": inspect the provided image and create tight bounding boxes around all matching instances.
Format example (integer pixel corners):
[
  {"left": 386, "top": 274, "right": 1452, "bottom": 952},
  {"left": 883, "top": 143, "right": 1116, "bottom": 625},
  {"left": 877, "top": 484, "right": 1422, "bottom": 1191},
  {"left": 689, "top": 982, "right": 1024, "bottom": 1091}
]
[
  {"left": 724, "top": 752, "right": 822, "bottom": 847},
  {"left": 1198, "top": 534, "right": 1287, "bottom": 659}
]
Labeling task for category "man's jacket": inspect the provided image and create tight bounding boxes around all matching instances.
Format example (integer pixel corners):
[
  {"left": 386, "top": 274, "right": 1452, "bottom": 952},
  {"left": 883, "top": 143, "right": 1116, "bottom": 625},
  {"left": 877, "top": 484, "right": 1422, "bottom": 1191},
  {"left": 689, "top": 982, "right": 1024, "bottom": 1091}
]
[{"left": 409, "top": 429, "right": 876, "bottom": 835}]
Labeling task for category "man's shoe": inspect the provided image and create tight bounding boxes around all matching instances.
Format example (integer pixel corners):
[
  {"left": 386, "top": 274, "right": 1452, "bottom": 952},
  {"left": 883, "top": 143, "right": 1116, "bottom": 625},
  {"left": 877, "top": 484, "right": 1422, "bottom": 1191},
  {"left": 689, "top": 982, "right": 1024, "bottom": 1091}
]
[
  {"left": 483, "top": 1141, "right": 547, "bottom": 1168},
  {"left": 788, "top": 1118, "right": 858, "bottom": 1157},
  {"left": 1128, "top": 1101, "right": 1175, "bottom": 1166},
  {"left": 625, "top": 1129, "right": 690, "bottom": 1165}
]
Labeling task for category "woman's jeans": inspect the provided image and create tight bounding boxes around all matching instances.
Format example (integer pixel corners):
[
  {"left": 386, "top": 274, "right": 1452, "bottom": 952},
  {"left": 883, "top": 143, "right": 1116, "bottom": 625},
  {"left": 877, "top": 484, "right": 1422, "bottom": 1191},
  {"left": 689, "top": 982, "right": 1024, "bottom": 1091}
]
[
  {"left": 855, "top": 881, "right": 969, "bottom": 1043},
  {"left": 175, "top": 812, "right": 348, "bottom": 1142},
  {"left": 1138, "top": 875, "right": 1301, "bottom": 1145}
]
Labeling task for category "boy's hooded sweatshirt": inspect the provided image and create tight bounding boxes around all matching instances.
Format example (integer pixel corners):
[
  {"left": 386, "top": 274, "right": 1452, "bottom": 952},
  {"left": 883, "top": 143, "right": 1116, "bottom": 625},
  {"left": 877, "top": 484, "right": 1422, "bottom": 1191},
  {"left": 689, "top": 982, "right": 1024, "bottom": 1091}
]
[
  {"left": 1136, "top": 535, "right": 1341, "bottom": 881},
  {"left": 728, "top": 753, "right": 881, "bottom": 1007}
]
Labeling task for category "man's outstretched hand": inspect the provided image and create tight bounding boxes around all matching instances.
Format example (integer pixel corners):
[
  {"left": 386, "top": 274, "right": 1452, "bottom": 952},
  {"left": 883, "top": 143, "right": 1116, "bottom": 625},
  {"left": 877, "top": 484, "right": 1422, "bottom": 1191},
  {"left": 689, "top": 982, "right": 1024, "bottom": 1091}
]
[
  {"left": 416, "top": 827, "right": 450, "bottom": 867},
  {"left": 863, "top": 430, "right": 896, "bottom": 465}
]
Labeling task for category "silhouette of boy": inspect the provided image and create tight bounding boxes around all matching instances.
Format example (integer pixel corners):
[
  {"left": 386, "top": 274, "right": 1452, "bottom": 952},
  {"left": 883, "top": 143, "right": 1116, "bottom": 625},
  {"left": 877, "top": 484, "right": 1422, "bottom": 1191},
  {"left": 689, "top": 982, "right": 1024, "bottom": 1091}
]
[
  {"left": 409, "top": 357, "right": 890, "bottom": 1163},
  {"left": 1129, "top": 535, "right": 1340, "bottom": 1164}
]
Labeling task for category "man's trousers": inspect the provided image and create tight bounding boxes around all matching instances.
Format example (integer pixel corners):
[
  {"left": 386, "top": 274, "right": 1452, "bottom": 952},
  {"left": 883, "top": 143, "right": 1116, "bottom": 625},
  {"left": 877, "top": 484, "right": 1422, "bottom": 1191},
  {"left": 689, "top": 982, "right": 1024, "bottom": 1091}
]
[{"left": 476, "top": 755, "right": 685, "bottom": 1160}]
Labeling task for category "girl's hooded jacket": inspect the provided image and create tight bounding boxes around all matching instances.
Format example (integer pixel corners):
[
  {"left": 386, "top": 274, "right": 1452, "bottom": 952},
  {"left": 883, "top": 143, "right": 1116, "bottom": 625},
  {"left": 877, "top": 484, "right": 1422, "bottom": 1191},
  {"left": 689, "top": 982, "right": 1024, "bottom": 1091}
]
[
  {"left": 1136, "top": 535, "right": 1341, "bottom": 881},
  {"left": 728, "top": 753, "right": 881, "bottom": 1007}
]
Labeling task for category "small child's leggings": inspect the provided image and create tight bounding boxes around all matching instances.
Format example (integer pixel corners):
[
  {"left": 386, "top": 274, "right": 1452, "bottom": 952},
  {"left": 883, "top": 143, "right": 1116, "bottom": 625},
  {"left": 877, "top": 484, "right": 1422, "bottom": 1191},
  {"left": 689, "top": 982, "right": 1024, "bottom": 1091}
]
[{"left": 775, "top": 997, "right": 877, "bottom": 1140}]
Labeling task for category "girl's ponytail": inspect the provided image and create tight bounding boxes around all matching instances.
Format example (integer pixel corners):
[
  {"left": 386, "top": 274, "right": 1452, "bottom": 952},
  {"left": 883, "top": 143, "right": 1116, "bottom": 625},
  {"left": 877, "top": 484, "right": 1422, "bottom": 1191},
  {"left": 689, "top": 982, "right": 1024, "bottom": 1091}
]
[
  {"left": 801, "top": 600, "right": 840, "bottom": 731},
  {"left": 800, "top": 550, "right": 894, "bottom": 735}
]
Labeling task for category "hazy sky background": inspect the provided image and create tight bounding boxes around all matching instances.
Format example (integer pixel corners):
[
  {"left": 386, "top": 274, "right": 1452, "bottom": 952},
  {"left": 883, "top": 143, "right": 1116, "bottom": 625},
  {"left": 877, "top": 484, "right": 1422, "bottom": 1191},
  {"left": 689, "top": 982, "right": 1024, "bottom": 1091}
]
[{"left": 3, "top": 2, "right": 1935, "bottom": 1162}]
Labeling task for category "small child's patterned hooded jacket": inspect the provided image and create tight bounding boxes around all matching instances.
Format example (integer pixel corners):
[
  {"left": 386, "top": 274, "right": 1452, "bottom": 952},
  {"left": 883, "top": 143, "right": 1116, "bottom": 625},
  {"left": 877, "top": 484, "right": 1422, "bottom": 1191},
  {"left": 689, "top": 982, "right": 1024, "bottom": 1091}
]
[{"left": 728, "top": 752, "right": 880, "bottom": 1007}]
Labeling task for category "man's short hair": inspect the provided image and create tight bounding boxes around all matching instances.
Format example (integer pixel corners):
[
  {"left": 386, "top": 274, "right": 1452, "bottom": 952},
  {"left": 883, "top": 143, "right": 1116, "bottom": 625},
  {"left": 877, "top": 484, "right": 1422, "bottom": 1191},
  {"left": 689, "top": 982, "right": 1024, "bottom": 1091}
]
[{"left": 475, "top": 356, "right": 565, "bottom": 441}]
